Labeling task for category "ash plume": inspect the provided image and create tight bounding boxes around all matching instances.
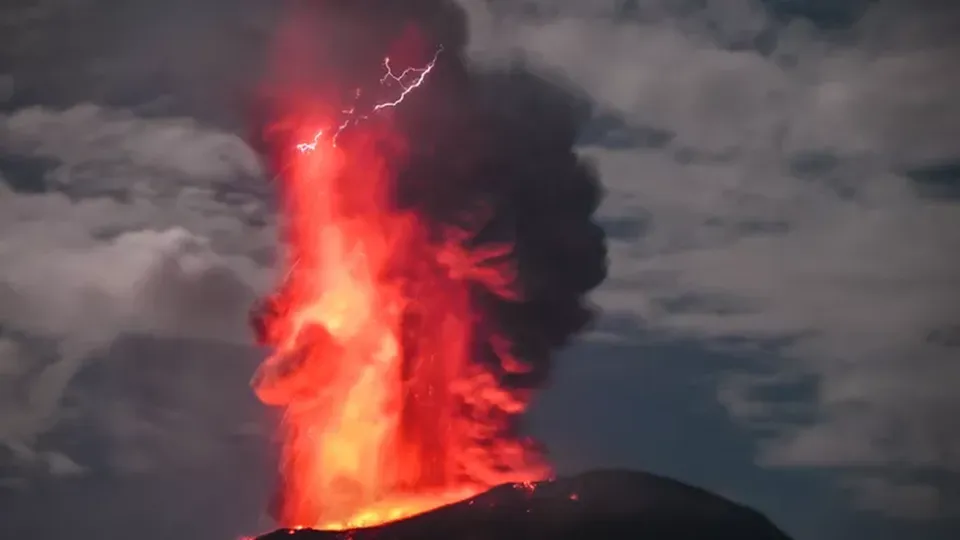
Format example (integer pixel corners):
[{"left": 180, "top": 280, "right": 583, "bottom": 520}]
[
  {"left": 251, "top": 0, "right": 608, "bottom": 389},
  {"left": 247, "top": 0, "right": 608, "bottom": 522}
]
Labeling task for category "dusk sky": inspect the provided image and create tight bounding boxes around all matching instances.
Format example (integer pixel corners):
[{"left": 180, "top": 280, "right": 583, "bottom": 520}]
[{"left": 1, "top": 1, "right": 959, "bottom": 539}]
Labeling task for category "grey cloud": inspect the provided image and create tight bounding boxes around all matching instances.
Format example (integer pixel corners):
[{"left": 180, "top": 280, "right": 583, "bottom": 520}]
[
  {"left": 459, "top": 0, "right": 960, "bottom": 518},
  {"left": 0, "top": 337, "right": 275, "bottom": 540},
  {"left": 0, "top": 104, "right": 274, "bottom": 477},
  {"left": 0, "top": 0, "right": 279, "bottom": 126},
  {"left": 463, "top": 0, "right": 960, "bottom": 164},
  {"left": 842, "top": 475, "right": 960, "bottom": 521}
]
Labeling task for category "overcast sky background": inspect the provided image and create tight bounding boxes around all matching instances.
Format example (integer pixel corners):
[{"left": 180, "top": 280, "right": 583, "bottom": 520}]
[{"left": 1, "top": 1, "right": 958, "bottom": 539}]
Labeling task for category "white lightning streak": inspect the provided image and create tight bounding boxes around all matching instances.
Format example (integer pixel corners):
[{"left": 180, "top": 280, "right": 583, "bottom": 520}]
[{"left": 296, "top": 46, "right": 443, "bottom": 154}]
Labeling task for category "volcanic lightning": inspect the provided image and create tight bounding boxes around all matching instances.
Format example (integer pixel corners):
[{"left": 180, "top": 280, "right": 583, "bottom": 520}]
[
  {"left": 249, "top": 0, "right": 607, "bottom": 533},
  {"left": 295, "top": 46, "right": 442, "bottom": 155},
  {"left": 373, "top": 46, "right": 442, "bottom": 111}
]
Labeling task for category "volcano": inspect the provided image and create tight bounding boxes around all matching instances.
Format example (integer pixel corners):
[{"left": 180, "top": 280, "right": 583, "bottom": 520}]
[
  {"left": 254, "top": 469, "right": 793, "bottom": 540},
  {"left": 246, "top": 0, "right": 792, "bottom": 535}
]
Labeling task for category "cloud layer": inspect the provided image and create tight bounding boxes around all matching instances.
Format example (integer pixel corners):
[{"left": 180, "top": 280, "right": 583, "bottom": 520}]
[
  {"left": 458, "top": 0, "right": 960, "bottom": 517},
  {"left": 0, "top": 104, "right": 274, "bottom": 476}
]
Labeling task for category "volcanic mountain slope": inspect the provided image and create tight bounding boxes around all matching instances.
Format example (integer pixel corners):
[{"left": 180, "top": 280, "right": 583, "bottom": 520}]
[{"left": 255, "top": 469, "right": 794, "bottom": 540}]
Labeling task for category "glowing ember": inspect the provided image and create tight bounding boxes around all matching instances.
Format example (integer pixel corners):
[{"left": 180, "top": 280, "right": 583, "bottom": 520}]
[{"left": 250, "top": 48, "right": 550, "bottom": 530}]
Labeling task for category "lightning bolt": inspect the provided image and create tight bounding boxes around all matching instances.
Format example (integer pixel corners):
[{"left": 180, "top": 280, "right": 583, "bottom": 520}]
[
  {"left": 373, "top": 46, "right": 443, "bottom": 111},
  {"left": 296, "top": 46, "right": 443, "bottom": 154},
  {"left": 295, "top": 130, "right": 324, "bottom": 153}
]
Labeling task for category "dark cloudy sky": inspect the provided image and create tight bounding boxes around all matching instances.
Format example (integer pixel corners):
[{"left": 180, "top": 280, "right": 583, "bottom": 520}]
[{"left": 1, "top": 1, "right": 959, "bottom": 539}]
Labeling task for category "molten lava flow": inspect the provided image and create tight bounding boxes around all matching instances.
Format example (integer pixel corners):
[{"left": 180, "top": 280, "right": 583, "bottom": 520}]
[{"left": 251, "top": 51, "right": 550, "bottom": 530}]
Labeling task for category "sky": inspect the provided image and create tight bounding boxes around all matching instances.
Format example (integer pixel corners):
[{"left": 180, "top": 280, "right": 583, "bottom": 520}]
[{"left": 1, "top": 1, "right": 958, "bottom": 539}]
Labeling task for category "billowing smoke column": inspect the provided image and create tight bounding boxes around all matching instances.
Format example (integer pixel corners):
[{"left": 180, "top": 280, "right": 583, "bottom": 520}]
[{"left": 248, "top": 0, "right": 607, "bottom": 530}]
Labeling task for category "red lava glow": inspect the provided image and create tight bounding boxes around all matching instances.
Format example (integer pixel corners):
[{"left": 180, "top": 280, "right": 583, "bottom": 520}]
[{"left": 251, "top": 53, "right": 550, "bottom": 530}]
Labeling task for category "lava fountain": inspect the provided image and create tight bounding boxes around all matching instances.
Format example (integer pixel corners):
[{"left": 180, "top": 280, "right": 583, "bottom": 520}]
[{"left": 248, "top": 0, "right": 607, "bottom": 532}]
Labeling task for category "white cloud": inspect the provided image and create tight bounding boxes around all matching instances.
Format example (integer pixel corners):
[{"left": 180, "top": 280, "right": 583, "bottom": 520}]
[
  {"left": 0, "top": 105, "right": 274, "bottom": 473},
  {"left": 459, "top": 0, "right": 960, "bottom": 517}
]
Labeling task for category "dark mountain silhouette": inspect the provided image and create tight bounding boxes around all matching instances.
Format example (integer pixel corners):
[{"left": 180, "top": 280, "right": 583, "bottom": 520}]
[{"left": 255, "top": 469, "right": 793, "bottom": 540}]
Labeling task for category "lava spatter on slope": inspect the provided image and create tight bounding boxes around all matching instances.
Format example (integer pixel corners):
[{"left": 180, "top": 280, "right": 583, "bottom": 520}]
[{"left": 252, "top": 470, "right": 795, "bottom": 540}]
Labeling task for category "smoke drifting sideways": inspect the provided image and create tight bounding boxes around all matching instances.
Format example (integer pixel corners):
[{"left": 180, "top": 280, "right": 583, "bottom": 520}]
[{"left": 250, "top": 0, "right": 608, "bottom": 400}]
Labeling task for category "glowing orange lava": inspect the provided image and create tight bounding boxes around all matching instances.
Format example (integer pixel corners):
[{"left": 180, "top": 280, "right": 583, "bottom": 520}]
[{"left": 251, "top": 94, "right": 549, "bottom": 528}]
